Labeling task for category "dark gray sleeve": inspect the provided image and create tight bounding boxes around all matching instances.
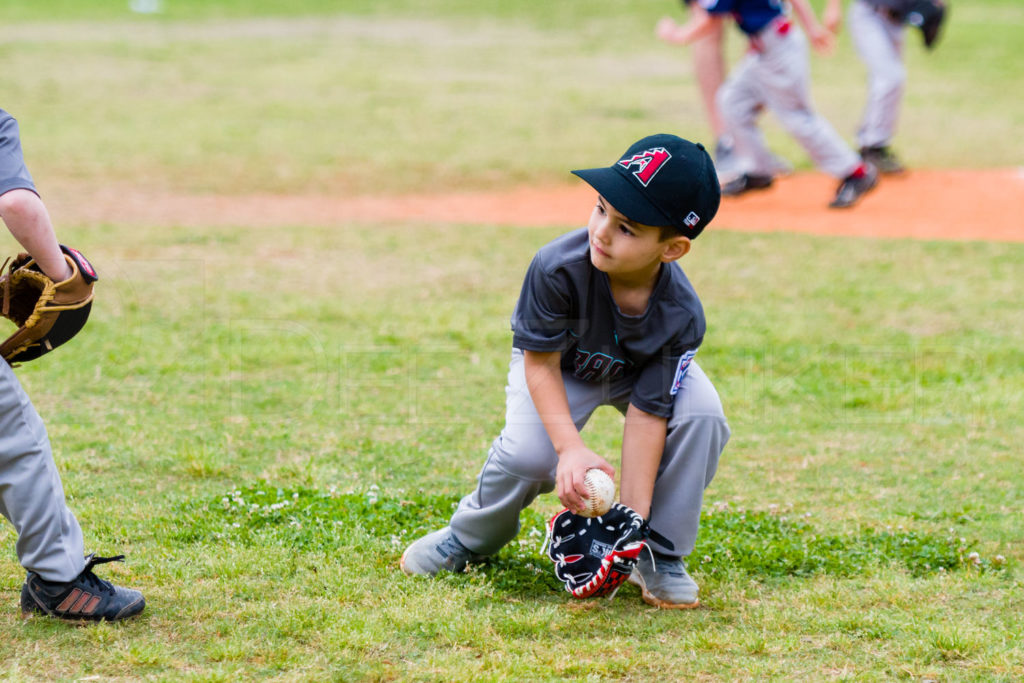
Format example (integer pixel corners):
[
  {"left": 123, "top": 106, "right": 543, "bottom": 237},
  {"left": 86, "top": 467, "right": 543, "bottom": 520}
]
[
  {"left": 510, "top": 254, "right": 575, "bottom": 352},
  {"left": 0, "top": 111, "right": 38, "bottom": 196},
  {"left": 630, "top": 336, "right": 703, "bottom": 419}
]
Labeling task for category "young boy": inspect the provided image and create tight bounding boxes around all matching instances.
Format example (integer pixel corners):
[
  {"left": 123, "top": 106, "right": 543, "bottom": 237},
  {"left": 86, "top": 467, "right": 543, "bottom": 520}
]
[
  {"left": 401, "top": 134, "right": 731, "bottom": 609},
  {"left": 0, "top": 108, "right": 144, "bottom": 622},
  {"left": 657, "top": 0, "right": 879, "bottom": 208}
]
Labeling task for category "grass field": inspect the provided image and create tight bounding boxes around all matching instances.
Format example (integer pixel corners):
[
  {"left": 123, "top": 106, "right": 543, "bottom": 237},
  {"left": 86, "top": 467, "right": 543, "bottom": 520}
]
[{"left": 0, "top": 1, "right": 1022, "bottom": 681}]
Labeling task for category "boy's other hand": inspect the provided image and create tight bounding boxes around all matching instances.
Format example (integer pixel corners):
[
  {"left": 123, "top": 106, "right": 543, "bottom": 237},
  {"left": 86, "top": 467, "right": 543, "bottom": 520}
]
[
  {"left": 823, "top": 0, "right": 843, "bottom": 34},
  {"left": 556, "top": 446, "right": 615, "bottom": 514},
  {"left": 809, "top": 25, "right": 836, "bottom": 54},
  {"left": 823, "top": 6, "right": 842, "bottom": 34},
  {"left": 656, "top": 16, "right": 682, "bottom": 43}
]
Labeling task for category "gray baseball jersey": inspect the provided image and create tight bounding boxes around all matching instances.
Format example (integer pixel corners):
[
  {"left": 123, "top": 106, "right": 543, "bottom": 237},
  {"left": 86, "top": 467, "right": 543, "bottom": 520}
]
[
  {"left": 0, "top": 109, "right": 85, "bottom": 583},
  {"left": 511, "top": 228, "right": 704, "bottom": 418}
]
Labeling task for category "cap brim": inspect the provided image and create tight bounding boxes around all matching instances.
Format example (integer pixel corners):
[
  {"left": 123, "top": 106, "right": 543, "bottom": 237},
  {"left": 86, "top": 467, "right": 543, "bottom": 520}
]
[{"left": 571, "top": 167, "right": 673, "bottom": 228}]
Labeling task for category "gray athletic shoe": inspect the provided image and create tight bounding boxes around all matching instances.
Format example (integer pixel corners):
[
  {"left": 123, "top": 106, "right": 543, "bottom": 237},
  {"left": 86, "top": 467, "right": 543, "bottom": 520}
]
[
  {"left": 627, "top": 551, "right": 700, "bottom": 609},
  {"left": 400, "top": 527, "right": 483, "bottom": 576}
]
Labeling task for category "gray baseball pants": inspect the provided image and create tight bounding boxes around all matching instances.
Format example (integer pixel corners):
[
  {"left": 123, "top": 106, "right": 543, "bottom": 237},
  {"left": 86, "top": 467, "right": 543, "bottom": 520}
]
[
  {"left": 449, "top": 349, "right": 730, "bottom": 559},
  {"left": 849, "top": 0, "right": 906, "bottom": 149},
  {"left": 0, "top": 360, "right": 85, "bottom": 582},
  {"left": 717, "top": 20, "right": 861, "bottom": 179}
]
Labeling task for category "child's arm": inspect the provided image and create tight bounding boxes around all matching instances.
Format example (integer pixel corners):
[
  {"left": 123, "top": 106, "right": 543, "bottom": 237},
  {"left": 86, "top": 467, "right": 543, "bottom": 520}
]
[
  {"left": 656, "top": 4, "right": 722, "bottom": 46},
  {"left": 0, "top": 189, "right": 72, "bottom": 281},
  {"left": 523, "top": 350, "right": 615, "bottom": 514},
  {"left": 789, "top": 0, "right": 836, "bottom": 53},
  {"left": 619, "top": 404, "right": 667, "bottom": 519}
]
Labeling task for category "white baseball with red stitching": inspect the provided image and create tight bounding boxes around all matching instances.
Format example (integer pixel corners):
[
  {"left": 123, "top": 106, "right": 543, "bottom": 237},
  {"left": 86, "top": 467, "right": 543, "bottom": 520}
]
[{"left": 580, "top": 469, "right": 615, "bottom": 518}]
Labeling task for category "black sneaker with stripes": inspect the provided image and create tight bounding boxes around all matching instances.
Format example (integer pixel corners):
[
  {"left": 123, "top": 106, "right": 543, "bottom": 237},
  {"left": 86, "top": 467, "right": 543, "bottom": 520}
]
[{"left": 20, "top": 554, "right": 145, "bottom": 622}]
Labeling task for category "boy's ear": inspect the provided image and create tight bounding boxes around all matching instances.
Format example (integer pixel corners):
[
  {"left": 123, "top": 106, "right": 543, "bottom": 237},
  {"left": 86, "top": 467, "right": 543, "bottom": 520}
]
[{"left": 661, "top": 236, "right": 692, "bottom": 262}]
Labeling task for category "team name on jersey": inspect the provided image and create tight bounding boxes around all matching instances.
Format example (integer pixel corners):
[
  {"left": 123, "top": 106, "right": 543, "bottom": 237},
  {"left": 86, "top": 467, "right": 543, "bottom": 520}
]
[{"left": 573, "top": 347, "right": 629, "bottom": 382}]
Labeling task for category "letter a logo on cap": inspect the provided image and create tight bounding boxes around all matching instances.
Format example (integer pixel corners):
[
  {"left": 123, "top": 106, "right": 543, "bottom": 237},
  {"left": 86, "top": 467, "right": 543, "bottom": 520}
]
[{"left": 618, "top": 147, "right": 671, "bottom": 187}]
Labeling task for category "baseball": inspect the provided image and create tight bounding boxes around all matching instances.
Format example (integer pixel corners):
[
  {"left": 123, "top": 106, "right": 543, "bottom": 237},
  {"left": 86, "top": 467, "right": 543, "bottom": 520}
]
[{"left": 579, "top": 468, "right": 615, "bottom": 518}]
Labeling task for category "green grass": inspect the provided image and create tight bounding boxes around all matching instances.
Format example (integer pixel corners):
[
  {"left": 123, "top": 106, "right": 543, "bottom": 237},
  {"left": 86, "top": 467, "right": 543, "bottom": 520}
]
[
  {"left": 0, "top": 0, "right": 1022, "bottom": 680},
  {"left": 1, "top": 222, "right": 1021, "bottom": 680}
]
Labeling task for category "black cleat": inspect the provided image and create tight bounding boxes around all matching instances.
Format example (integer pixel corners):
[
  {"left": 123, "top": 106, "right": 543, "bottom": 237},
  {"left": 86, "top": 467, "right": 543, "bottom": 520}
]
[
  {"left": 859, "top": 145, "right": 905, "bottom": 175},
  {"left": 21, "top": 554, "right": 145, "bottom": 622},
  {"left": 721, "top": 174, "right": 774, "bottom": 196},
  {"left": 829, "top": 163, "right": 879, "bottom": 209}
]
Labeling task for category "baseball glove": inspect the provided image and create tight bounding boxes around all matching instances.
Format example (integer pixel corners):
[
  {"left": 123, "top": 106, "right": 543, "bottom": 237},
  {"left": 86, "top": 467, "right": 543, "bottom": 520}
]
[
  {"left": 906, "top": 0, "right": 947, "bottom": 49},
  {"left": 0, "top": 245, "right": 97, "bottom": 364},
  {"left": 546, "top": 502, "right": 647, "bottom": 599}
]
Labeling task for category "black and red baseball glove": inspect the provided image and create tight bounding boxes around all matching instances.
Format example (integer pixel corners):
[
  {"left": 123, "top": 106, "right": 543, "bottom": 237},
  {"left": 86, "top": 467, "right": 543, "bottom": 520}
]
[{"left": 546, "top": 502, "right": 647, "bottom": 599}]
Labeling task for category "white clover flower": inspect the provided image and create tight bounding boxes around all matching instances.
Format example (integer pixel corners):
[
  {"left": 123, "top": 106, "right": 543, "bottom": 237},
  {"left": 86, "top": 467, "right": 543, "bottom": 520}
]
[{"left": 994, "top": 555, "right": 1006, "bottom": 565}]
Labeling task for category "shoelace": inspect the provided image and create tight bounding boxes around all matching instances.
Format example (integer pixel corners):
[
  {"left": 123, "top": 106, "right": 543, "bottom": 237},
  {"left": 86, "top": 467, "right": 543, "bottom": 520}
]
[
  {"left": 74, "top": 554, "right": 127, "bottom": 596},
  {"left": 436, "top": 535, "right": 468, "bottom": 559}
]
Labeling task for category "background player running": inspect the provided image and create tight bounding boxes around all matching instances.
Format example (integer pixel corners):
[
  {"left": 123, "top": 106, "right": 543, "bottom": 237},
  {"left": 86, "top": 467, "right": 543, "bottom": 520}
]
[{"left": 657, "top": 0, "right": 879, "bottom": 208}]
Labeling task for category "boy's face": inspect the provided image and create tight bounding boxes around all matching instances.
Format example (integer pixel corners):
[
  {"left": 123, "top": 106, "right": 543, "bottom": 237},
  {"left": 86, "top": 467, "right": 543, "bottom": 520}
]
[{"left": 586, "top": 195, "right": 690, "bottom": 278}]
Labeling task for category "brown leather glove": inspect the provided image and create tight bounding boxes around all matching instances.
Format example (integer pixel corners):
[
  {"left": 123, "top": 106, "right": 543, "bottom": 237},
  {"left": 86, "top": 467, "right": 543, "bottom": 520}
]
[{"left": 0, "top": 245, "right": 97, "bottom": 364}]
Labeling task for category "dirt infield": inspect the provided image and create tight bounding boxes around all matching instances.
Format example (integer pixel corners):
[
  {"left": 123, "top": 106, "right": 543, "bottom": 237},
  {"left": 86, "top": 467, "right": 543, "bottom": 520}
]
[{"left": 48, "top": 168, "right": 1024, "bottom": 242}]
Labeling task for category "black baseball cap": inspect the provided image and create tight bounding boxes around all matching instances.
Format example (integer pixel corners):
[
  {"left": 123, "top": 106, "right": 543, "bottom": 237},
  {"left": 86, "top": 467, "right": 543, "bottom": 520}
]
[{"left": 571, "top": 133, "right": 721, "bottom": 239}]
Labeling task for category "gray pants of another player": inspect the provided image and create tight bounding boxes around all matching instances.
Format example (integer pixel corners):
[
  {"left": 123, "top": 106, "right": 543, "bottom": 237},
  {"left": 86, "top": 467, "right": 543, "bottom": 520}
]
[
  {"left": 0, "top": 361, "right": 85, "bottom": 582},
  {"left": 717, "top": 19, "right": 861, "bottom": 179},
  {"left": 449, "top": 349, "right": 730, "bottom": 559},
  {"left": 849, "top": 0, "right": 906, "bottom": 149}
]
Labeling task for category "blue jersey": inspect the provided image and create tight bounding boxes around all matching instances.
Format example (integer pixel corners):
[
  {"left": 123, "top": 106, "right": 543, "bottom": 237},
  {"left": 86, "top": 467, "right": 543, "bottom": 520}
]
[{"left": 698, "top": 0, "right": 785, "bottom": 36}]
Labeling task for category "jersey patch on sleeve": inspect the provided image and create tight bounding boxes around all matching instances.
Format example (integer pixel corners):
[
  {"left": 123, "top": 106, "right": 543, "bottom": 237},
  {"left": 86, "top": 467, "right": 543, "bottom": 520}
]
[{"left": 670, "top": 349, "right": 697, "bottom": 396}]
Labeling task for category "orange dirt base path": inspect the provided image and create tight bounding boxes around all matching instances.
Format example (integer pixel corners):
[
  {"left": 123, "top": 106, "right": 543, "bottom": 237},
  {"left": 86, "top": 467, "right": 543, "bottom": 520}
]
[{"left": 49, "top": 168, "right": 1024, "bottom": 242}]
